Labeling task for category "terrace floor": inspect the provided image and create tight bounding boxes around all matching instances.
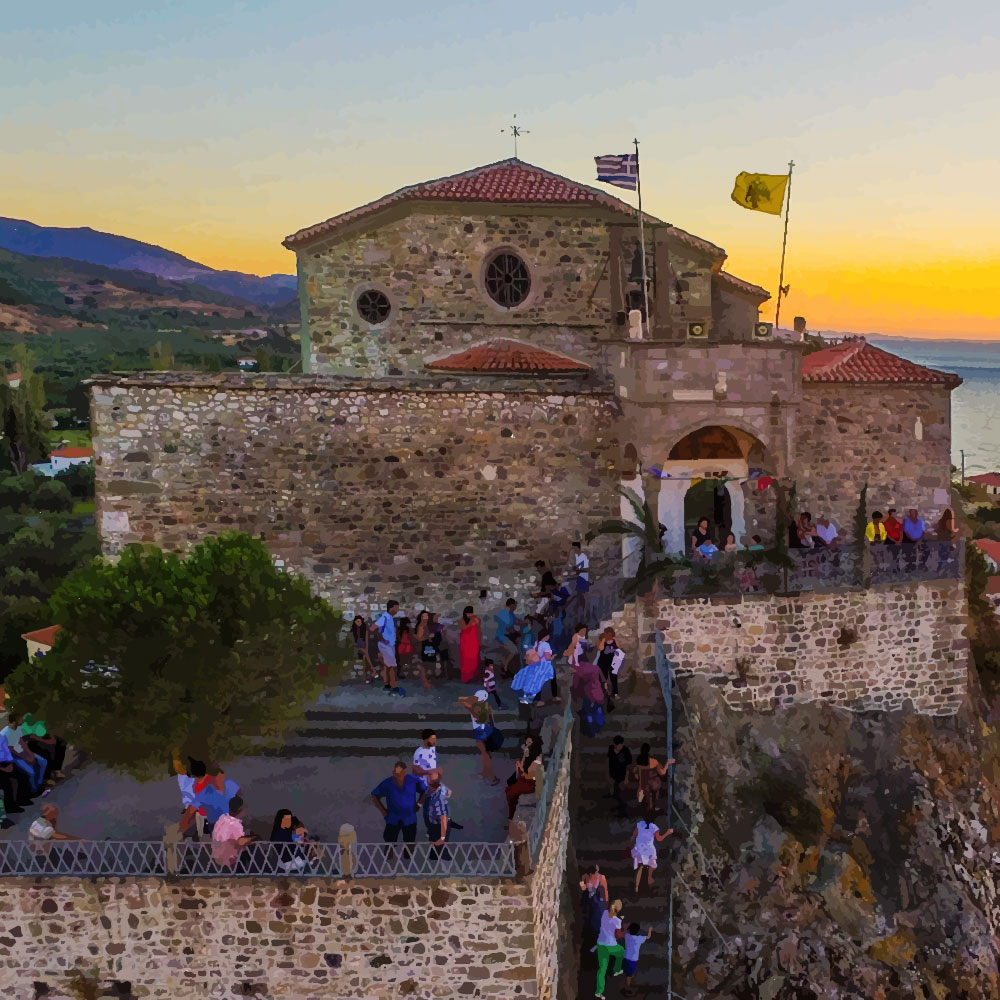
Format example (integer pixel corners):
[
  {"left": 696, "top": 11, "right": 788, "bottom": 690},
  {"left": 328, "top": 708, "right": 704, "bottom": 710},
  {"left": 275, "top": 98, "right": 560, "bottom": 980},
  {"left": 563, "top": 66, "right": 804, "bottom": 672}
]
[{"left": 0, "top": 677, "right": 529, "bottom": 845}]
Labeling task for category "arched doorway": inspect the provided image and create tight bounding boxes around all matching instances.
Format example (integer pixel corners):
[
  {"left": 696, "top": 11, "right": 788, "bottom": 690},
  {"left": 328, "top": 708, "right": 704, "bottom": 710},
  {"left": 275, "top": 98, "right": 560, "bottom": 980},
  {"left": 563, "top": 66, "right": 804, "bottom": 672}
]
[
  {"left": 684, "top": 479, "right": 732, "bottom": 546},
  {"left": 654, "top": 425, "right": 766, "bottom": 555}
]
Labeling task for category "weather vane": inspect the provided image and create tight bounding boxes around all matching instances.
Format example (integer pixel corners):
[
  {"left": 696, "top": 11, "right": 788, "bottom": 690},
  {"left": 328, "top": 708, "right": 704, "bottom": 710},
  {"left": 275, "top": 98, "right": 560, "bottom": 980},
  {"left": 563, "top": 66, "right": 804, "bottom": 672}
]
[{"left": 500, "top": 114, "right": 529, "bottom": 158}]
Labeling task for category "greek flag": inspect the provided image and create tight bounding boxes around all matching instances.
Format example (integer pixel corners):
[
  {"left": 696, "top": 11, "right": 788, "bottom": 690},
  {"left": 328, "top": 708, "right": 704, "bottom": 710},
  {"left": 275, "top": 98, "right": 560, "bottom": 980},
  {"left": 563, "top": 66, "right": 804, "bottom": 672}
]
[{"left": 595, "top": 153, "right": 638, "bottom": 190}]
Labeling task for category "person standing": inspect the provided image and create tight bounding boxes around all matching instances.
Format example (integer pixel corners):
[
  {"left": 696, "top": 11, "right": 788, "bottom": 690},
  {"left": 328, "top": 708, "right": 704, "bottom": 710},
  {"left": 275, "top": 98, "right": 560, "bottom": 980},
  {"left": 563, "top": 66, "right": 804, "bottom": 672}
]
[
  {"left": 622, "top": 923, "right": 653, "bottom": 995},
  {"left": 457, "top": 691, "right": 501, "bottom": 785},
  {"left": 375, "top": 600, "right": 405, "bottom": 697},
  {"left": 397, "top": 617, "right": 429, "bottom": 689},
  {"left": 630, "top": 814, "right": 672, "bottom": 892},
  {"left": 483, "top": 659, "right": 505, "bottom": 709},
  {"left": 351, "top": 615, "right": 373, "bottom": 682},
  {"left": 607, "top": 736, "right": 632, "bottom": 818},
  {"left": 567, "top": 623, "right": 588, "bottom": 667},
  {"left": 0, "top": 730, "right": 31, "bottom": 816},
  {"left": 493, "top": 598, "right": 523, "bottom": 678},
  {"left": 571, "top": 541, "right": 590, "bottom": 594},
  {"left": 634, "top": 744, "right": 674, "bottom": 812},
  {"left": 370, "top": 761, "right": 426, "bottom": 846},
  {"left": 579, "top": 865, "right": 609, "bottom": 948},
  {"left": 175, "top": 757, "right": 207, "bottom": 841},
  {"left": 505, "top": 739, "right": 542, "bottom": 819},
  {"left": 422, "top": 769, "right": 452, "bottom": 861},
  {"left": 412, "top": 729, "right": 438, "bottom": 778},
  {"left": 596, "top": 628, "right": 619, "bottom": 696},
  {"left": 414, "top": 610, "right": 443, "bottom": 681},
  {"left": 594, "top": 899, "right": 626, "bottom": 999},
  {"left": 458, "top": 605, "right": 482, "bottom": 684}
]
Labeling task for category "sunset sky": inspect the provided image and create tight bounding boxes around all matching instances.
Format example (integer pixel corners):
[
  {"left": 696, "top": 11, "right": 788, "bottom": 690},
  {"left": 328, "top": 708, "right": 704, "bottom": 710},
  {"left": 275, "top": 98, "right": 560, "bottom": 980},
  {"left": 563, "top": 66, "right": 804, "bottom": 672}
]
[{"left": 3, "top": 0, "right": 998, "bottom": 338}]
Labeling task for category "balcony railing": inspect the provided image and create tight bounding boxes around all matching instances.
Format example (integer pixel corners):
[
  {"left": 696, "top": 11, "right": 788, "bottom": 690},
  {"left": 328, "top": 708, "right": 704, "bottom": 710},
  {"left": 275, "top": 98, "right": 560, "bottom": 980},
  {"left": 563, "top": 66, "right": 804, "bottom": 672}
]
[
  {"left": 0, "top": 839, "right": 516, "bottom": 879},
  {"left": 666, "top": 540, "right": 964, "bottom": 598},
  {"left": 527, "top": 705, "right": 574, "bottom": 860}
]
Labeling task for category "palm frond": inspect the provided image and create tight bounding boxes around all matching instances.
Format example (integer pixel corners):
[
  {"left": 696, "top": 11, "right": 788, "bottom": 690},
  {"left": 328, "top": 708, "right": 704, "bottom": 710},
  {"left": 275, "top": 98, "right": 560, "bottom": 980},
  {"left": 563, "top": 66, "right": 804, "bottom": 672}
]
[{"left": 585, "top": 519, "right": 647, "bottom": 543}]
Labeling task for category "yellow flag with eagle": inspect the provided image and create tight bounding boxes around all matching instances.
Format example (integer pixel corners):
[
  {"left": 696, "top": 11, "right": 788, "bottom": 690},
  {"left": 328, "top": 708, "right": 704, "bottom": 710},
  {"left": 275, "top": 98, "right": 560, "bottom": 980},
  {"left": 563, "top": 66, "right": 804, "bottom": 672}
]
[{"left": 731, "top": 172, "right": 789, "bottom": 215}]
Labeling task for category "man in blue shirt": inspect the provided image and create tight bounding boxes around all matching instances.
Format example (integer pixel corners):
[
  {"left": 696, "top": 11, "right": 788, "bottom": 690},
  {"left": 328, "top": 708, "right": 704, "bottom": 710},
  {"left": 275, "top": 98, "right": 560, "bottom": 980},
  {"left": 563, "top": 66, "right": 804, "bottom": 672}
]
[
  {"left": 194, "top": 768, "right": 241, "bottom": 837},
  {"left": 903, "top": 508, "right": 927, "bottom": 542},
  {"left": 371, "top": 762, "right": 426, "bottom": 844},
  {"left": 494, "top": 598, "right": 522, "bottom": 677},
  {"left": 375, "top": 600, "right": 404, "bottom": 697}
]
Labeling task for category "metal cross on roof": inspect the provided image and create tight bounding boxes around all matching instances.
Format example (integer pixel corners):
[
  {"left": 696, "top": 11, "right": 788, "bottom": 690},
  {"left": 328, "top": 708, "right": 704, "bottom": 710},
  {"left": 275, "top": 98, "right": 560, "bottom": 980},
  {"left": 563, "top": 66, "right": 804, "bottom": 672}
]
[{"left": 500, "top": 114, "right": 530, "bottom": 158}]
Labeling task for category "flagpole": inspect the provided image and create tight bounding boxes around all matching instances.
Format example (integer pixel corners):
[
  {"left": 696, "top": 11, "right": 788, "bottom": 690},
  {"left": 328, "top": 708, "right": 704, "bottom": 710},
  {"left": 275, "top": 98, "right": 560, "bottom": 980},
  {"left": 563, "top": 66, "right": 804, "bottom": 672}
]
[
  {"left": 774, "top": 159, "right": 794, "bottom": 332},
  {"left": 634, "top": 137, "right": 650, "bottom": 338}
]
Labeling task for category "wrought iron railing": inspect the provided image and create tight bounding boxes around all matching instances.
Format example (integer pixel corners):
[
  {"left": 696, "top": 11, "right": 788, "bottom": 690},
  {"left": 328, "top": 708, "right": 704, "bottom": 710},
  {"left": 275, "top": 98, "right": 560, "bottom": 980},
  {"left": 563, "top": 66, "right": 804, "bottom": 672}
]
[
  {"left": 0, "top": 839, "right": 516, "bottom": 879},
  {"left": 527, "top": 704, "right": 574, "bottom": 860},
  {"left": 666, "top": 540, "right": 964, "bottom": 598}
]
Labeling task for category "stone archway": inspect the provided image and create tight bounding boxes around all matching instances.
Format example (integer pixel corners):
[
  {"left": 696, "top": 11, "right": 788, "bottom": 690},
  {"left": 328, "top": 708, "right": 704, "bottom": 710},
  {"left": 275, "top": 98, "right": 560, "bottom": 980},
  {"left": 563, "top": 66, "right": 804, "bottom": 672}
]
[{"left": 655, "top": 425, "right": 765, "bottom": 554}]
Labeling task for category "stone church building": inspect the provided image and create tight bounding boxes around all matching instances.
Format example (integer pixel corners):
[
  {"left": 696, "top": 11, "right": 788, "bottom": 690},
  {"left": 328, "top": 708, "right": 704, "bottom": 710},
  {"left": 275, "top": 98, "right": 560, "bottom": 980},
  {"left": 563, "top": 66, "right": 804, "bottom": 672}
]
[{"left": 91, "top": 158, "right": 961, "bottom": 612}]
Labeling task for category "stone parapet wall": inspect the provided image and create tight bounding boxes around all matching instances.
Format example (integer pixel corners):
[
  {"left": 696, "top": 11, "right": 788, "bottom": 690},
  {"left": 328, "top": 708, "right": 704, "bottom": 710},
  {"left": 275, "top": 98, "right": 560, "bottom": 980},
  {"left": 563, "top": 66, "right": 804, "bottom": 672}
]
[
  {"left": 90, "top": 377, "right": 622, "bottom": 617},
  {"left": 0, "top": 876, "right": 540, "bottom": 999},
  {"left": 657, "top": 580, "right": 968, "bottom": 715}
]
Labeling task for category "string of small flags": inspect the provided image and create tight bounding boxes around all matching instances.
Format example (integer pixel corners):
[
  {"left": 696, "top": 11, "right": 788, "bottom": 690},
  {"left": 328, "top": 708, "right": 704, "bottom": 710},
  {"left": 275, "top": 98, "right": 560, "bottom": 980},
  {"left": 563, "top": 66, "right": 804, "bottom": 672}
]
[{"left": 644, "top": 467, "right": 775, "bottom": 491}]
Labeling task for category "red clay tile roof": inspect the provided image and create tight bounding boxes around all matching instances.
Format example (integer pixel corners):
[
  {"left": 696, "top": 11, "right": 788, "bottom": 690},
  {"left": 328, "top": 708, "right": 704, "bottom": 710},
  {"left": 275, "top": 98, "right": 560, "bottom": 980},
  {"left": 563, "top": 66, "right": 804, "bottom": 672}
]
[
  {"left": 968, "top": 473, "right": 1000, "bottom": 488},
  {"left": 51, "top": 446, "right": 95, "bottom": 458},
  {"left": 715, "top": 270, "right": 770, "bottom": 301},
  {"left": 426, "top": 339, "right": 592, "bottom": 375},
  {"left": 20, "top": 625, "right": 61, "bottom": 647},
  {"left": 801, "top": 337, "right": 962, "bottom": 387},
  {"left": 974, "top": 539, "right": 1000, "bottom": 565},
  {"left": 283, "top": 158, "right": 724, "bottom": 259},
  {"left": 986, "top": 576, "right": 1000, "bottom": 596}
]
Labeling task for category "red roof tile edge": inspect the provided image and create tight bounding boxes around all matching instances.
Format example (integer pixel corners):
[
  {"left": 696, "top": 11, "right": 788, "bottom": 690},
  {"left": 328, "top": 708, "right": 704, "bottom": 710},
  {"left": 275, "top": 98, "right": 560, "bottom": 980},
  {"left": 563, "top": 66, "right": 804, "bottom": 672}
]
[
  {"left": 425, "top": 338, "right": 592, "bottom": 375},
  {"left": 20, "top": 625, "right": 61, "bottom": 646},
  {"left": 715, "top": 270, "right": 770, "bottom": 300},
  {"left": 801, "top": 337, "right": 962, "bottom": 387},
  {"left": 282, "top": 158, "right": 724, "bottom": 259}
]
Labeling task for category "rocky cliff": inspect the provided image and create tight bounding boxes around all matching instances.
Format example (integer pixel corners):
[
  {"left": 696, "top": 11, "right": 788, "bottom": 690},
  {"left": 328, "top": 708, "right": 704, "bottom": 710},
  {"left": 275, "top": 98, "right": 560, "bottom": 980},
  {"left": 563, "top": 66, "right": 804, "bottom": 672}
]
[{"left": 671, "top": 676, "right": 1000, "bottom": 1000}]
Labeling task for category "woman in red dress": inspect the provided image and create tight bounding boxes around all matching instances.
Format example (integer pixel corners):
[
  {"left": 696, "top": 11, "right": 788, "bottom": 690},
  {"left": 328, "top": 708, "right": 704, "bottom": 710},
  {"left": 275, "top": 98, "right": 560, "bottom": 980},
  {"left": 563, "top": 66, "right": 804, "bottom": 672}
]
[{"left": 459, "top": 605, "right": 482, "bottom": 684}]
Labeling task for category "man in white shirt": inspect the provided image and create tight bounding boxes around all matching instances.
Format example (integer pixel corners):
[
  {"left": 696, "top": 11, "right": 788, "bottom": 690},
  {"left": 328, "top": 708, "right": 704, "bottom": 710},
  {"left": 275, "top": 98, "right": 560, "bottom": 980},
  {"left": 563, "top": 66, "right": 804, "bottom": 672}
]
[
  {"left": 571, "top": 541, "right": 590, "bottom": 594},
  {"left": 412, "top": 730, "right": 439, "bottom": 777},
  {"left": 815, "top": 516, "right": 839, "bottom": 547}
]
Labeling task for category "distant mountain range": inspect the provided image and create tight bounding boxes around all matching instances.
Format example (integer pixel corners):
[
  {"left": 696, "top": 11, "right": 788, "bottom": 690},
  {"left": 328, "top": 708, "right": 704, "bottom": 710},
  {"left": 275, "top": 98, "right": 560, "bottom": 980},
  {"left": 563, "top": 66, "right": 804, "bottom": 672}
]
[{"left": 0, "top": 217, "right": 296, "bottom": 307}]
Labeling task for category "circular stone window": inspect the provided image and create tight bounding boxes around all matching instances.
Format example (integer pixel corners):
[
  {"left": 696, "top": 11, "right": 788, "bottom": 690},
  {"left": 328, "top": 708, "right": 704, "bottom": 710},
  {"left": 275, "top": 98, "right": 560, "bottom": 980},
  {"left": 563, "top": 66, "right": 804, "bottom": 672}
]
[
  {"left": 484, "top": 251, "right": 531, "bottom": 308},
  {"left": 356, "top": 289, "right": 391, "bottom": 324}
]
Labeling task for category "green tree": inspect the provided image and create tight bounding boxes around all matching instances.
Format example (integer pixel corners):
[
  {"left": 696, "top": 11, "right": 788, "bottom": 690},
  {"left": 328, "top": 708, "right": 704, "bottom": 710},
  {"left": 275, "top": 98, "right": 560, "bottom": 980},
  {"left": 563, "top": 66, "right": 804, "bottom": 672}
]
[
  {"left": 853, "top": 481, "right": 872, "bottom": 587},
  {"left": 33, "top": 477, "right": 74, "bottom": 513},
  {"left": 0, "top": 349, "right": 49, "bottom": 474},
  {"left": 5, "top": 532, "right": 351, "bottom": 779}
]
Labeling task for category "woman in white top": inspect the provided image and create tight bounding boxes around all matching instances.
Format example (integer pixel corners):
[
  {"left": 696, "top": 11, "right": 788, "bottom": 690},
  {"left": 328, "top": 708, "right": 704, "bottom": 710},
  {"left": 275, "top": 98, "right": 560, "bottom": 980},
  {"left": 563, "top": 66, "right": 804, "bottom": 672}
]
[
  {"left": 566, "top": 623, "right": 588, "bottom": 667},
  {"left": 629, "top": 815, "right": 673, "bottom": 892}
]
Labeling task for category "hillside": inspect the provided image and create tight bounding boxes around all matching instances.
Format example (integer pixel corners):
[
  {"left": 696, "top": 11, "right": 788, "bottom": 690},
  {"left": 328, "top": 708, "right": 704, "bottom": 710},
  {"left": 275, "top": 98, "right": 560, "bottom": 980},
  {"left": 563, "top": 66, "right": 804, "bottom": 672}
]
[
  {"left": 0, "top": 248, "right": 297, "bottom": 335},
  {"left": 0, "top": 217, "right": 296, "bottom": 307}
]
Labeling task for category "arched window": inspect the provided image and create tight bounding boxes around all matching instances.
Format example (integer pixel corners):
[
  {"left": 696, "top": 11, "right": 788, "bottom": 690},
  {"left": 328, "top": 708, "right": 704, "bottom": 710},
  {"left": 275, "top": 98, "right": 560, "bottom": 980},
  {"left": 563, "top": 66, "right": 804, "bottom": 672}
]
[{"left": 484, "top": 251, "right": 531, "bottom": 308}]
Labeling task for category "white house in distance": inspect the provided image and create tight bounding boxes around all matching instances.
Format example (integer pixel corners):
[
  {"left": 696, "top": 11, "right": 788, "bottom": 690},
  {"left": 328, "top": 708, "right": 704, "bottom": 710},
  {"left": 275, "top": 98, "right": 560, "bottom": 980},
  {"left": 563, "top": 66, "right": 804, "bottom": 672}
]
[
  {"left": 5, "top": 371, "right": 21, "bottom": 389},
  {"left": 968, "top": 473, "right": 1000, "bottom": 498},
  {"left": 31, "top": 445, "right": 95, "bottom": 477},
  {"left": 21, "top": 625, "right": 61, "bottom": 660}
]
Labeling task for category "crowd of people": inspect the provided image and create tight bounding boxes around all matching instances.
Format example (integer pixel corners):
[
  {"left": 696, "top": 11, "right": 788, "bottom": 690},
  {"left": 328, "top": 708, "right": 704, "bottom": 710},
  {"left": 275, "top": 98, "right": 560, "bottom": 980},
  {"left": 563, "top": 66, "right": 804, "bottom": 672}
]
[
  {"left": 686, "top": 504, "right": 957, "bottom": 562},
  {"left": 0, "top": 709, "right": 69, "bottom": 834}
]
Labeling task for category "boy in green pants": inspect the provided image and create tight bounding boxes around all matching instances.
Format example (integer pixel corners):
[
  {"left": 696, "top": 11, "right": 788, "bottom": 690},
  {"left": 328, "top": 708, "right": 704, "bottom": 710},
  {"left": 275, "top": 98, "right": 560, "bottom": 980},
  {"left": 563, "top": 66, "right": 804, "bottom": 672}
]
[{"left": 594, "top": 898, "right": 626, "bottom": 998}]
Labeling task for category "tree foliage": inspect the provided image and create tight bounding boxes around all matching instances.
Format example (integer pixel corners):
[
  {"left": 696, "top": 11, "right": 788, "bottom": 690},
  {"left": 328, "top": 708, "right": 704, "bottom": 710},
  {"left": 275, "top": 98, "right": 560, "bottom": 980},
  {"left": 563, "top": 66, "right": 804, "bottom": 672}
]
[
  {"left": 586, "top": 484, "right": 686, "bottom": 598},
  {"left": 5, "top": 532, "right": 351, "bottom": 779},
  {"left": 0, "top": 346, "right": 49, "bottom": 474}
]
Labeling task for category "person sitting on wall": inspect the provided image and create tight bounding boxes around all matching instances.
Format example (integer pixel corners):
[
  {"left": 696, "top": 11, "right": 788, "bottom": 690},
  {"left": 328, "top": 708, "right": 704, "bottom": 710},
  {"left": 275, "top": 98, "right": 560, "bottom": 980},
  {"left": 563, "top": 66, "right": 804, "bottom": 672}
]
[
  {"left": 883, "top": 508, "right": 904, "bottom": 546},
  {"left": 696, "top": 538, "right": 719, "bottom": 561},
  {"left": 935, "top": 508, "right": 960, "bottom": 541},
  {"left": 865, "top": 511, "right": 887, "bottom": 544},
  {"left": 903, "top": 508, "right": 927, "bottom": 543},
  {"left": 691, "top": 518, "right": 712, "bottom": 553},
  {"left": 815, "top": 516, "right": 839, "bottom": 548},
  {"left": 798, "top": 512, "right": 825, "bottom": 548}
]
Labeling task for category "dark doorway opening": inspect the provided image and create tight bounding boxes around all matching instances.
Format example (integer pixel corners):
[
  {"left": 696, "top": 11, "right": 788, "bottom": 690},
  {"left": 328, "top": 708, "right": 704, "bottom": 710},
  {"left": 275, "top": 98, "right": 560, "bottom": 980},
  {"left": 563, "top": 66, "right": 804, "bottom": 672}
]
[{"left": 684, "top": 480, "right": 731, "bottom": 548}]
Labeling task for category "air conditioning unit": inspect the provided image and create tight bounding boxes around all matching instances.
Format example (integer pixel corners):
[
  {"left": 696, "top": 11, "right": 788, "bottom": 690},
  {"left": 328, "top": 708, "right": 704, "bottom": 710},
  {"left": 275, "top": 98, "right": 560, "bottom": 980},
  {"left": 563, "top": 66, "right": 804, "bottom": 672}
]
[
  {"left": 687, "top": 321, "right": 709, "bottom": 340},
  {"left": 752, "top": 321, "right": 774, "bottom": 340}
]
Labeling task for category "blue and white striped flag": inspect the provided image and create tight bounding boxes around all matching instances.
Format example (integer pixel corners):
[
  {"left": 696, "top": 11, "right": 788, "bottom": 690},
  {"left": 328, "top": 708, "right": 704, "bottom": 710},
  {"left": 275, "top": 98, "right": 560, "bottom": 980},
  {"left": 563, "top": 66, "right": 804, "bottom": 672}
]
[{"left": 595, "top": 153, "right": 638, "bottom": 190}]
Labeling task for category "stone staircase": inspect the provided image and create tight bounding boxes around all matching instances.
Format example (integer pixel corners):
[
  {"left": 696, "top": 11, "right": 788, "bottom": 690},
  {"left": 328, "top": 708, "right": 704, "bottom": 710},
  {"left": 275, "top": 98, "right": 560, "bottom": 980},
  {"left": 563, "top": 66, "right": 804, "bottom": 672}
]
[{"left": 574, "top": 598, "right": 677, "bottom": 999}]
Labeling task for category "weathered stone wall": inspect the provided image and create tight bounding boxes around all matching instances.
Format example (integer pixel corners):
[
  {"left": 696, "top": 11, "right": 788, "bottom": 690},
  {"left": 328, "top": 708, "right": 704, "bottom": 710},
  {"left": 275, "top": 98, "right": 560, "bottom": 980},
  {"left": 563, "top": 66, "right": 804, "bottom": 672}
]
[
  {"left": 0, "top": 876, "right": 541, "bottom": 999},
  {"left": 657, "top": 580, "right": 968, "bottom": 715},
  {"left": 529, "top": 713, "right": 576, "bottom": 1000},
  {"left": 796, "top": 384, "right": 954, "bottom": 531},
  {"left": 90, "top": 373, "right": 622, "bottom": 617},
  {"left": 298, "top": 209, "right": 616, "bottom": 376}
]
